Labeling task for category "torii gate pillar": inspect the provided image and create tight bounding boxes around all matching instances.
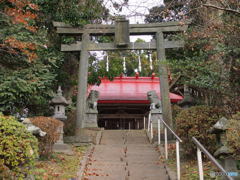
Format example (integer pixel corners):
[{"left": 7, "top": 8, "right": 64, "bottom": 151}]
[
  {"left": 76, "top": 33, "right": 90, "bottom": 135},
  {"left": 156, "top": 31, "right": 173, "bottom": 127}
]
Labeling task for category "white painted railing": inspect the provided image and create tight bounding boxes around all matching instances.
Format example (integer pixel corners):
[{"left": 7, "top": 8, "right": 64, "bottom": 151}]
[
  {"left": 147, "top": 114, "right": 182, "bottom": 180},
  {"left": 159, "top": 118, "right": 182, "bottom": 180},
  {"left": 147, "top": 113, "right": 234, "bottom": 180},
  {"left": 192, "top": 137, "right": 233, "bottom": 180},
  {"left": 147, "top": 112, "right": 151, "bottom": 132}
]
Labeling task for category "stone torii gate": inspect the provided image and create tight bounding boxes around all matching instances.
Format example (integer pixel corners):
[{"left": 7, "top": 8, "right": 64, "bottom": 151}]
[{"left": 53, "top": 17, "right": 190, "bottom": 135}]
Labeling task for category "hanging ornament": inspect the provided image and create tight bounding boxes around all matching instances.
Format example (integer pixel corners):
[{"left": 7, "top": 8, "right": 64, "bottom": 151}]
[
  {"left": 106, "top": 55, "right": 109, "bottom": 72},
  {"left": 123, "top": 57, "right": 126, "bottom": 74},
  {"left": 149, "top": 53, "right": 153, "bottom": 70},
  {"left": 138, "top": 54, "right": 142, "bottom": 72},
  {"left": 95, "top": 59, "right": 99, "bottom": 72}
]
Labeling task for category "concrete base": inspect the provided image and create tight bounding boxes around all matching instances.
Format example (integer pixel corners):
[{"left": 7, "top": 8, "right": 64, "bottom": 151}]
[
  {"left": 64, "top": 128, "right": 103, "bottom": 144},
  {"left": 85, "top": 113, "right": 98, "bottom": 128},
  {"left": 220, "top": 157, "right": 237, "bottom": 172},
  {"left": 53, "top": 143, "right": 74, "bottom": 155},
  {"left": 64, "top": 135, "right": 92, "bottom": 143},
  {"left": 151, "top": 112, "right": 163, "bottom": 143}
]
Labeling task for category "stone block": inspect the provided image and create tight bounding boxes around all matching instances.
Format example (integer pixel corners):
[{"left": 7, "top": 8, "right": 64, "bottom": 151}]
[
  {"left": 52, "top": 143, "right": 74, "bottom": 155},
  {"left": 85, "top": 113, "right": 98, "bottom": 128}
]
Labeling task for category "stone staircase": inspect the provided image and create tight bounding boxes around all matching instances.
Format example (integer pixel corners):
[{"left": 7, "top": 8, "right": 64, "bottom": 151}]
[{"left": 83, "top": 130, "right": 169, "bottom": 180}]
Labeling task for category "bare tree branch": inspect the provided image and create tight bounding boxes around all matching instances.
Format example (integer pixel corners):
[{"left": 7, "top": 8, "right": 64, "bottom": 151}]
[{"left": 203, "top": 3, "right": 240, "bottom": 16}]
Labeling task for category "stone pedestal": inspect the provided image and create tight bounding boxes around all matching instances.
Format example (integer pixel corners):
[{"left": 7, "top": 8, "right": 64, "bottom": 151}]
[
  {"left": 220, "top": 157, "right": 237, "bottom": 172},
  {"left": 150, "top": 111, "right": 163, "bottom": 143},
  {"left": 219, "top": 158, "right": 237, "bottom": 180},
  {"left": 85, "top": 112, "right": 98, "bottom": 128},
  {"left": 53, "top": 124, "right": 73, "bottom": 155},
  {"left": 55, "top": 124, "right": 64, "bottom": 144}
]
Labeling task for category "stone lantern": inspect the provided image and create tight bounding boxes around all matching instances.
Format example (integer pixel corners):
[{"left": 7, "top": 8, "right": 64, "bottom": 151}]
[
  {"left": 50, "top": 86, "right": 73, "bottom": 155},
  {"left": 50, "top": 86, "right": 69, "bottom": 121},
  {"left": 209, "top": 117, "right": 237, "bottom": 174},
  {"left": 178, "top": 85, "right": 195, "bottom": 109}
]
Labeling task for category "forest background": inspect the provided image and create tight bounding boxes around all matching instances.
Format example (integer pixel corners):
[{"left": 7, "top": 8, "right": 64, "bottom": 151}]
[{"left": 0, "top": 0, "right": 239, "bottom": 117}]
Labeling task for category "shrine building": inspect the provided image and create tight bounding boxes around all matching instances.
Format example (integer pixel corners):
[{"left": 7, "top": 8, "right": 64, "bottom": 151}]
[{"left": 88, "top": 73, "right": 183, "bottom": 130}]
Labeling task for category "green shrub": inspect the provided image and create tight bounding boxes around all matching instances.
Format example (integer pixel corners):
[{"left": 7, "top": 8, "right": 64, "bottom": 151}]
[
  {"left": 172, "top": 105, "right": 183, "bottom": 129},
  {"left": 226, "top": 112, "right": 240, "bottom": 159},
  {"left": 64, "top": 109, "right": 76, "bottom": 136},
  {"left": 0, "top": 113, "right": 38, "bottom": 178},
  {"left": 176, "top": 105, "right": 223, "bottom": 158},
  {"left": 30, "top": 116, "right": 63, "bottom": 158}
]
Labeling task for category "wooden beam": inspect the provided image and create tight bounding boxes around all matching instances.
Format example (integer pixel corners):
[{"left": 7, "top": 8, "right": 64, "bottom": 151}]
[
  {"left": 98, "top": 114, "right": 143, "bottom": 119},
  {"left": 169, "top": 74, "right": 182, "bottom": 90},
  {"left": 61, "top": 41, "right": 184, "bottom": 51},
  {"left": 53, "top": 20, "right": 190, "bottom": 35}
]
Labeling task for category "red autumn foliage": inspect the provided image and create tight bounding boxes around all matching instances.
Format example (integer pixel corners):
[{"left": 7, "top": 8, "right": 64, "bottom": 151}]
[
  {"left": 4, "top": 0, "right": 39, "bottom": 31},
  {"left": 29, "top": 116, "right": 63, "bottom": 157},
  {"left": 4, "top": 36, "right": 38, "bottom": 62},
  {"left": 1, "top": 0, "right": 39, "bottom": 61}
]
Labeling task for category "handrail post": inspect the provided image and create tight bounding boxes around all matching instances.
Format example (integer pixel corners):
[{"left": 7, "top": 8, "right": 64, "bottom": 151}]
[
  {"left": 197, "top": 147, "right": 204, "bottom": 180},
  {"left": 176, "top": 140, "right": 180, "bottom": 180},
  {"left": 148, "top": 112, "right": 151, "bottom": 132},
  {"left": 164, "top": 127, "right": 168, "bottom": 160},
  {"left": 144, "top": 116, "right": 146, "bottom": 130},
  {"left": 158, "top": 118, "right": 161, "bottom": 145},
  {"left": 150, "top": 119, "right": 153, "bottom": 140}
]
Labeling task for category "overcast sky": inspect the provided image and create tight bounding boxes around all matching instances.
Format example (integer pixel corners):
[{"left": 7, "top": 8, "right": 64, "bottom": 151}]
[
  {"left": 105, "top": 0, "right": 164, "bottom": 42},
  {"left": 105, "top": 0, "right": 163, "bottom": 23},
  {"left": 94, "top": 0, "right": 163, "bottom": 59}
]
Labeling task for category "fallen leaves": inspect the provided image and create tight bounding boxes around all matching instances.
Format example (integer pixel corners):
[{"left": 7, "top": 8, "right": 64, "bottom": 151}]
[{"left": 32, "top": 146, "right": 89, "bottom": 179}]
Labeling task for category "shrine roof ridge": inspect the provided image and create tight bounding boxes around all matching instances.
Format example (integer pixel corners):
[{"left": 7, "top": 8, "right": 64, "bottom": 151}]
[{"left": 101, "top": 76, "right": 160, "bottom": 81}]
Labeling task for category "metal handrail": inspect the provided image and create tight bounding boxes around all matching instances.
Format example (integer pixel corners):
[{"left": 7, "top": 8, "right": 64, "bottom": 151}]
[
  {"left": 192, "top": 137, "right": 233, "bottom": 180},
  {"left": 158, "top": 117, "right": 182, "bottom": 180},
  {"left": 160, "top": 119, "right": 182, "bottom": 142},
  {"left": 147, "top": 112, "right": 182, "bottom": 180}
]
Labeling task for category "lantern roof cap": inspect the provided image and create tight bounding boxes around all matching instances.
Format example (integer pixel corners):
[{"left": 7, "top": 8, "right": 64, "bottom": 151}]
[
  {"left": 210, "top": 117, "right": 228, "bottom": 133},
  {"left": 50, "top": 86, "right": 69, "bottom": 105}
]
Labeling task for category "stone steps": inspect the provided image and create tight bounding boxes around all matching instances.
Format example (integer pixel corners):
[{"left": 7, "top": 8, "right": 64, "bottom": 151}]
[{"left": 83, "top": 130, "right": 168, "bottom": 180}]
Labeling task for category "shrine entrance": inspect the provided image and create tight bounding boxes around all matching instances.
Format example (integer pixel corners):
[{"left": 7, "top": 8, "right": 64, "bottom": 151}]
[
  {"left": 53, "top": 17, "right": 190, "bottom": 135},
  {"left": 97, "top": 103, "right": 149, "bottom": 130},
  {"left": 98, "top": 118, "right": 143, "bottom": 130}
]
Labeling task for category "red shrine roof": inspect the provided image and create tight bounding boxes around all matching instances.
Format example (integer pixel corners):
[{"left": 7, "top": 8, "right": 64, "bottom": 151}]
[{"left": 88, "top": 74, "right": 183, "bottom": 104}]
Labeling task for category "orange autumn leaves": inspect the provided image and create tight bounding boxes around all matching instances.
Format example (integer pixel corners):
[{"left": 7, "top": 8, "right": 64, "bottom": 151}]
[
  {"left": 2, "top": 0, "right": 39, "bottom": 62},
  {"left": 4, "top": 37, "right": 38, "bottom": 61},
  {"left": 5, "top": 0, "right": 38, "bottom": 32}
]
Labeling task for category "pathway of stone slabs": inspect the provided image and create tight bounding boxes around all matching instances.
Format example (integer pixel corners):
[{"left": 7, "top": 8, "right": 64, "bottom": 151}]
[{"left": 83, "top": 130, "right": 168, "bottom": 180}]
